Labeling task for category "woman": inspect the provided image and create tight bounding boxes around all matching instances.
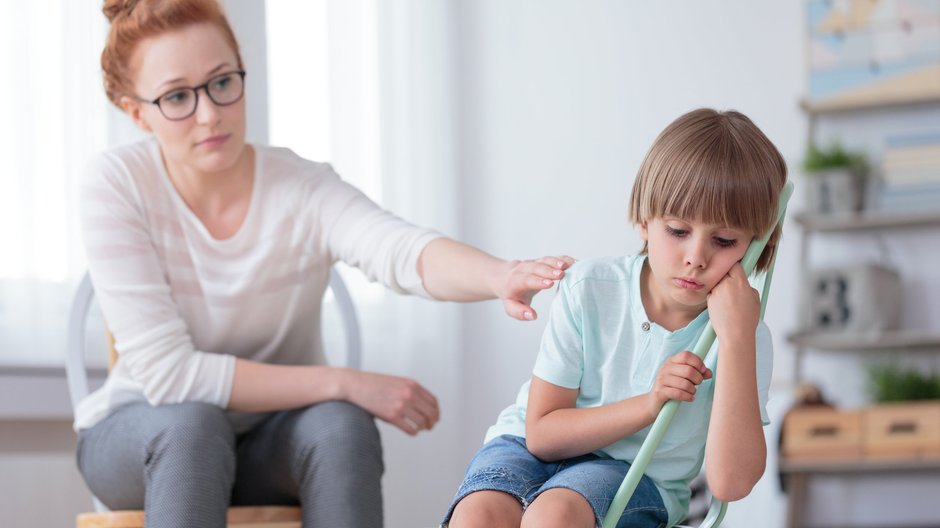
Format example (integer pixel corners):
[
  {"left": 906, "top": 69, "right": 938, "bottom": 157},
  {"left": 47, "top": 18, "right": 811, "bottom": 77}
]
[{"left": 76, "top": 1, "right": 572, "bottom": 526}]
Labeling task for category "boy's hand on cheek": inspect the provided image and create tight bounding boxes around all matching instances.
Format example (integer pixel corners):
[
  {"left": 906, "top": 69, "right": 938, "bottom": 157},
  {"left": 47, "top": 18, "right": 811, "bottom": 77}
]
[
  {"left": 707, "top": 263, "right": 760, "bottom": 340},
  {"left": 499, "top": 255, "right": 575, "bottom": 321},
  {"left": 647, "top": 351, "right": 713, "bottom": 417}
]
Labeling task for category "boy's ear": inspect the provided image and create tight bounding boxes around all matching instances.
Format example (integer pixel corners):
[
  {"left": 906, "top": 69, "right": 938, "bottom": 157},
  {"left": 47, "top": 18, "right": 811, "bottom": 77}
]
[
  {"left": 120, "top": 96, "right": 153, "bottom": 133},
  {"left": 639, "top": 222, "right": 649, "bottom": 242}
]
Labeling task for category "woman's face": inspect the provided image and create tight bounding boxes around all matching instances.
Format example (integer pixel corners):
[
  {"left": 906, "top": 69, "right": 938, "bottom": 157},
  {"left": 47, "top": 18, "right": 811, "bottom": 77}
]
[{"left": 121, "top": 22, "right": 246, "bottom": 176}]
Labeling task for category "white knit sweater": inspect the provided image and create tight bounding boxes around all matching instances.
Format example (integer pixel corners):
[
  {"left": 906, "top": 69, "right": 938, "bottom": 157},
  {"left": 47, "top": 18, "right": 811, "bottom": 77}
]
[{"left": 76, "top": 138, "right": 440, "bottom": 432}]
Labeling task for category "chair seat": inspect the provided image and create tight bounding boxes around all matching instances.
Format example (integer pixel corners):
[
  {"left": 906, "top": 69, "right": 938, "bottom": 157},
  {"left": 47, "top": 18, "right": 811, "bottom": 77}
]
[{"left": 76, "top": 506, "right": 302, "bottom": 528}]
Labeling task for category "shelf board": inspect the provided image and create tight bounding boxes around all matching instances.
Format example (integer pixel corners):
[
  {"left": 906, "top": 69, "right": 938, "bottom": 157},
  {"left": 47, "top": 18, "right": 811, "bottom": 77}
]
[
  {"left": 780, "top": 456, "right": 940, "bottom": 474},
  {"left": 787, "top": 330, "right": 940, "bottom": 351},
  {"left": 800, "top": 92, "right": 940, "bottom": 115},
  {"left": 792, "top": 210, "right": 940, "bottom": 232}
]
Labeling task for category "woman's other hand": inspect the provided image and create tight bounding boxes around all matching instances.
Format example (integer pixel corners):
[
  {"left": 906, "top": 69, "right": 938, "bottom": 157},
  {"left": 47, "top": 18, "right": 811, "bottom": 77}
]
[
  {"left": 340, "top": 369, "right": 440, "bottom": 436},
  {"left": 498, "top": 256, "right": 575, "bottom": 321}
]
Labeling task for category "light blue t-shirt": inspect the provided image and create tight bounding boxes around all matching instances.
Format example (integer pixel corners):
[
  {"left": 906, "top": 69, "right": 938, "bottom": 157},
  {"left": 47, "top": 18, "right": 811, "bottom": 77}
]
[{"left": 484, "top": 255, "right": 773, "bottom": 526}]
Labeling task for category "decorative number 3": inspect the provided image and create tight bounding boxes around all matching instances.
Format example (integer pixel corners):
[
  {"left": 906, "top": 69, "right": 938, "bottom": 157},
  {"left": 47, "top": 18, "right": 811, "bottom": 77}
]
[{"left": 815, "top": 276, "right": 851, "bottom": 328}]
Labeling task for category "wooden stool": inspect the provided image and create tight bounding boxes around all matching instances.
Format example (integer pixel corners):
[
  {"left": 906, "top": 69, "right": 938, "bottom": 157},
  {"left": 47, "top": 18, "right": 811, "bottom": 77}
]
[{"left": 77, "top": 506, "right": 302, "bottom": 528}]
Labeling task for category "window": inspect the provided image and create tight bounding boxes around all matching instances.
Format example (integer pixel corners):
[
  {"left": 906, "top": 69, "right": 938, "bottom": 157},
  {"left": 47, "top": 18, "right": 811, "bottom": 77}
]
[{"left": 0, "top": 2, "right": 110, "bottom": 367}]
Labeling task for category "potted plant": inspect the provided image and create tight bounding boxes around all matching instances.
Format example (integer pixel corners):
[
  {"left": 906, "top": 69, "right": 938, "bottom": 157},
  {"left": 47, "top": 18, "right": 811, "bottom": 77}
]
[
  {"left": 802, "top": 141, "right": 869, "bottom": 214},
  {"left": 867, "top": 363, "right": 940, "bottom": 402}
]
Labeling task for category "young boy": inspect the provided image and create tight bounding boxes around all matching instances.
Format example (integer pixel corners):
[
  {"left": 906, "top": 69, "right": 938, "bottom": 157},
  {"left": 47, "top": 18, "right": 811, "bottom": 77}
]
[{"left": 443, "top": 108, "right": 788, "bottom": 528}]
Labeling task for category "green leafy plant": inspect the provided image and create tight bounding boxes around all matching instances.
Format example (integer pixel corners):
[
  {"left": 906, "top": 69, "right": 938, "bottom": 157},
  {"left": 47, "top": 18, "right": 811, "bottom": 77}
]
[
  {"left": 867, "top": 363, "right": 940, "bottom": 402},
  {"left": 802, "top": 142, "right": 868, "bottom": 175}
]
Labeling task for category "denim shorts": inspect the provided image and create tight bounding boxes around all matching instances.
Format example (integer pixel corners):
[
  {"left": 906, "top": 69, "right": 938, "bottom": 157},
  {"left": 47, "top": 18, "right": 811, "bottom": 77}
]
[{"left": 442, "top": 435, "right": 668, "bottom": 528}]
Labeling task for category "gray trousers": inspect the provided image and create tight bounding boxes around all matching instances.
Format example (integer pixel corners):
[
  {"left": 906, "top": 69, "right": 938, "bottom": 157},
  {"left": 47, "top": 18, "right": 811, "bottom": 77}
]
[{"left": 76, "top": 400, "right": 384, "bottom": 528}]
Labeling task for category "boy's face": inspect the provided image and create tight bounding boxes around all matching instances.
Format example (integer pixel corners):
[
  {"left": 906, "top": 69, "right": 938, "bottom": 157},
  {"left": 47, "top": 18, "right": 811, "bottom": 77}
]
[{"left": 640, "top": 216, "right": 752, "bottom": 313}]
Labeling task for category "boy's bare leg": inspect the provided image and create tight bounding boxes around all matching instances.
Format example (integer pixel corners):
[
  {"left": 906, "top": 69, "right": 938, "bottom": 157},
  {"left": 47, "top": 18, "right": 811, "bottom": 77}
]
[
  {"left": 521, "top": 488, "right": 595, "bottom": 528},
  {"left": 449, "top": 490, "right": 523, "bottom": 528}
]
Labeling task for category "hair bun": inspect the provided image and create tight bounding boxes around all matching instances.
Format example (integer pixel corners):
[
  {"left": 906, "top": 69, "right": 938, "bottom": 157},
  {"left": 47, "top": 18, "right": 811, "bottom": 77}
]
[{"left": 102, "top": 0, "right": 139, "bottom": 23}]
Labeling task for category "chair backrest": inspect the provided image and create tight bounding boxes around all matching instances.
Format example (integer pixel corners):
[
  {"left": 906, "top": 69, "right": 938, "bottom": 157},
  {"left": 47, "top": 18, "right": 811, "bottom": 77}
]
[{"left": 65, "top": 268, "right": 362, "bottom": 412}]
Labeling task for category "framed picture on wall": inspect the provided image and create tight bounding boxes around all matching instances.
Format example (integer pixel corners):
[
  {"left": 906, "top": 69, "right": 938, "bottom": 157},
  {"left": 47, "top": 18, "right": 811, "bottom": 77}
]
[{"left": 806, "top": 0, "right": 940, "bottom": 112}]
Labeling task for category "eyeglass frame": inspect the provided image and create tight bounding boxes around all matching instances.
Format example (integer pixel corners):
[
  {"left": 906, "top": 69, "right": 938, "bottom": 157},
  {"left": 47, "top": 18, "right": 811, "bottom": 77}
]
[{"left": 131, "top": 70, "right": 247, "bottom": 121}]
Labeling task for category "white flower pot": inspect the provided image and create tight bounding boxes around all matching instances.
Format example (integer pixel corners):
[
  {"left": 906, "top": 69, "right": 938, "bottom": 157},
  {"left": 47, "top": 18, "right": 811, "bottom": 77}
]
[{"left": 805, "top": 168, "right": 866, "bottom": 214}]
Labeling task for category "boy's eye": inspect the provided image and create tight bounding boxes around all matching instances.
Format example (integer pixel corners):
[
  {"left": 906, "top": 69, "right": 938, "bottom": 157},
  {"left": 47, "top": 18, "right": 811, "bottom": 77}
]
[
  {"left": 665, "top": 226, "right": 688, "bottom": 238},
  {"left": 714, "top": 237, "right": 738, "bottom": 248}
]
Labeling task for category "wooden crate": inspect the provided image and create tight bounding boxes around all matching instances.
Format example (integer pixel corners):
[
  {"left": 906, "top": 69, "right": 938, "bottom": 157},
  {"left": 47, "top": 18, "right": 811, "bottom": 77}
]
[
  {"left": 863, "top": 401, "right": 940, "bottom": 459},
  {"left": 783, "top": 407, "right": 862, "bottom": 460}
]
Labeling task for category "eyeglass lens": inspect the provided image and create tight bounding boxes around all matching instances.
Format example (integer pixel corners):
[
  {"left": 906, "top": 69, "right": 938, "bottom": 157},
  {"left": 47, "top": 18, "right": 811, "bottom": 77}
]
[{"left": 157, "top": 72, "right": 244, "bottom": 120}]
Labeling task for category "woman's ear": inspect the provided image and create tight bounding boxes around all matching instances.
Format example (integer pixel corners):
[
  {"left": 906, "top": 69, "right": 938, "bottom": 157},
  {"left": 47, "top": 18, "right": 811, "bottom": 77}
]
[{"left": 119, "top": 96, "right": 153, "bottom": 132}]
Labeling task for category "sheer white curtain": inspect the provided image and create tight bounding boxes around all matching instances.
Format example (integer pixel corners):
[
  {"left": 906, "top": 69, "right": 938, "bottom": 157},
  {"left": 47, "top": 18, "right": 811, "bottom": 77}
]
[
  {"left": 267, "top": 2, "right": 463, "bottom": 525},
  {"left": 0, "top": 2, "right": 110, "bottom": 367}
]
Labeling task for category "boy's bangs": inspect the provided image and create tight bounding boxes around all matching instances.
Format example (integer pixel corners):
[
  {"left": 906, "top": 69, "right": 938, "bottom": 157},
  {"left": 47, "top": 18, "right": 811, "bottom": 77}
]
[
  {"left": 640, "top": 124, "right": 780, "bottom": 238},
  {"left": 655, "top": 158, "right": 778, "bottom": 238}
]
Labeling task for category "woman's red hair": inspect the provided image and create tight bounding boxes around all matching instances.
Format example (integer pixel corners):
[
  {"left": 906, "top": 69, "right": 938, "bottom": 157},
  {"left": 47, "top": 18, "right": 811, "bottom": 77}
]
[{"left": 101, "top": 0, "right": 243, "bottom": 108}]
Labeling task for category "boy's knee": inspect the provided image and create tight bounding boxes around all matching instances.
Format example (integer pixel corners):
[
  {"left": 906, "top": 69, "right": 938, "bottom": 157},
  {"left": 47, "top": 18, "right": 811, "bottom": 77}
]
[
  {"left": 522, "top": 489, "right": 595, "bottom": 528},
  {"left": 449, "top": 491, "right": 522, "bottom": 528}
]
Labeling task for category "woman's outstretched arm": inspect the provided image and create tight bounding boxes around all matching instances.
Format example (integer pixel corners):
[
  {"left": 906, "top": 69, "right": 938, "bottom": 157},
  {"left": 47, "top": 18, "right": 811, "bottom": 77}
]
[{"left": 416, "top": 237, "right": 574, "bottom": 320}]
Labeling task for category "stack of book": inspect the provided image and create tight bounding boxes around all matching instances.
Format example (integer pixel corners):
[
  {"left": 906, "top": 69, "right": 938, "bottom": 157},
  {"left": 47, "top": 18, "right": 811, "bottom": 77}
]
[{"left": 879, "top": 132, "right": 940, "bottom": 213}]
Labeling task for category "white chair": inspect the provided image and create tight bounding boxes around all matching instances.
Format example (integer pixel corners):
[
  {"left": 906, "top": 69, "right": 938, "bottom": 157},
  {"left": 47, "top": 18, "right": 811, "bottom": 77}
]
[{"left": 65, "top": 268, "right": 361, "bottom": 528}]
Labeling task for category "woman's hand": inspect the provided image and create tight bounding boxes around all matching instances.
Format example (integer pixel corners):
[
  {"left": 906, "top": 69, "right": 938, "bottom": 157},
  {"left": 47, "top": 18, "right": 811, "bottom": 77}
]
[
  {"left": 340, "top": 369, "right": 440, "bottom": 436},
  {"left": 707, "top": 263, "right": 760, "bottom": 343},
  {"left": 497, "top": 256, "right": 575, "bottom": 320},
  {"left": 646, "top": 351, "right": 713, "bottom": 415}
]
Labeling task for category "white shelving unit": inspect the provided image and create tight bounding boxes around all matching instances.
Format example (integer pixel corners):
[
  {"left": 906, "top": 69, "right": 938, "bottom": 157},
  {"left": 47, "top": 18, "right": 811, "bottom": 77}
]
[
  {"left": 788, "top": 209, "right": 940, "bottom": 381},
  {"left": 785, "top": 214, "right": 940, "bottom": 524},
  {"left": 784, "top": 183, "right": 940, "bottom": 528}
]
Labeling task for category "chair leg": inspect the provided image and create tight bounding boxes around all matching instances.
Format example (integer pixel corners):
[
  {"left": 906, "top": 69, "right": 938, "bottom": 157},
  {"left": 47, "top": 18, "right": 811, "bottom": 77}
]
[
  {"left": 696, "top": 498, "right": 728, "bottom": 528},
  {"left": 785, "top": 473, "right": 807, "bottom": 528}
]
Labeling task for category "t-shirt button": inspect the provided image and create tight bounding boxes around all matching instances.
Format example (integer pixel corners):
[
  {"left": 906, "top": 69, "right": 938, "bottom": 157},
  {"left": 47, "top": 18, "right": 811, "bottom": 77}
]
[{"left": 641, "top": 321, "right": 651, "bottom": 331}]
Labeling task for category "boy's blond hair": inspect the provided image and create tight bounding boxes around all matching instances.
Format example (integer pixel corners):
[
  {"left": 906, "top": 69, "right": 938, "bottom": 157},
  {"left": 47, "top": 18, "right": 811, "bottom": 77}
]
[{"left": 629, "top": 108, "right": 787, "bottom": 272}]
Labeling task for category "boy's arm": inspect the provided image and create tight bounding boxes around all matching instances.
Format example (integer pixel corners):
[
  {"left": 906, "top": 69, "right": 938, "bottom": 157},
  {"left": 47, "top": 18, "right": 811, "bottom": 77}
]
[
  {"left": 703, "top": 335, "right": 766, "bottom": 501},
  {"left": 525, "top": 348, "right": 712, "bottom": 463},
  {"left": 704, "top": 263, "right": 767, "bottom": 501},
  {"left": 525, "top": 376, "right": 657, "bottom": 461}
]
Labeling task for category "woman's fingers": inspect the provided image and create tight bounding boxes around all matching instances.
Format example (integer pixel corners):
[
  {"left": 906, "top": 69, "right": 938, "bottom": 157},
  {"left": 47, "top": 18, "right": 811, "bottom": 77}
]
[
  {"left": 395, "top": 381, "right": 439, "bottom": 433},
  {"left": 504, "top": 298, "right": 538, "bottom": 321},
  {"left": 500, "top": 256, "right": 577, "bottom": 321},
  {"left": 536, "top": 255, "right": 576, "bottom": 268},
  {"left": 351, "top": 372, "right": 440, "bottom": 435}
]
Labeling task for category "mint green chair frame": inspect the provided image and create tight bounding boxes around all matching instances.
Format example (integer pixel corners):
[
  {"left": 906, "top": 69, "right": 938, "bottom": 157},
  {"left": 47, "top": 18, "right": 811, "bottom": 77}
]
[{"left": 602, "top": 181, "right": 794, "bottom": 528}]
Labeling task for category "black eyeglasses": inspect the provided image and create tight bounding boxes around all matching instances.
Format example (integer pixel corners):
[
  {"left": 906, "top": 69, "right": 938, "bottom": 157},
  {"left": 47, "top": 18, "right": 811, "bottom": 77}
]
[{"left": 134, "top": 70, "right": 246, "bottom": 121}]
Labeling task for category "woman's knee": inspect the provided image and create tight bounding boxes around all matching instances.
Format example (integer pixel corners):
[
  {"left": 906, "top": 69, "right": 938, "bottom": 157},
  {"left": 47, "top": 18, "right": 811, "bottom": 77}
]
[
  {"left": 148, "top": 402, "right": 236, "bottom": 465},
  {"left": 305, "top": 401, "right": 380, "bottom": 450},
  {"left": 293, "top": 401, "right": 382, "bottom": 471}
]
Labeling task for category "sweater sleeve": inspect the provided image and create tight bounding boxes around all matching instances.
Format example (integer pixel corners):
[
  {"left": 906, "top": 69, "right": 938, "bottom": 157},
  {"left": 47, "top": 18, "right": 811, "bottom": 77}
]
[
  {"left": 308, "top": 165, "right": 442, "bottom": 297},
  {"left": 79, "top": 150, "right": 235, "bottom": 408}
]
